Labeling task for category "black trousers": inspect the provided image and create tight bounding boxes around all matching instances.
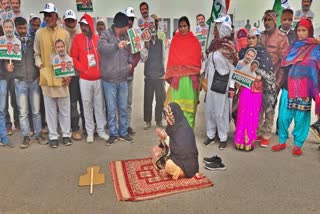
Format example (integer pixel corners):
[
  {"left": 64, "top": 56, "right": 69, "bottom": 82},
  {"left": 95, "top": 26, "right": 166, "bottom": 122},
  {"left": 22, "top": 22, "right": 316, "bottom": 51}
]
[
  {"left": 69, "top": 76, "right": 85, "bottom": 131},
  {"left": 5, "top": 78, "right": 19, "bottom": 129},
  {"left": 144, "top": 79, "right": 165, "bottom": 123}
]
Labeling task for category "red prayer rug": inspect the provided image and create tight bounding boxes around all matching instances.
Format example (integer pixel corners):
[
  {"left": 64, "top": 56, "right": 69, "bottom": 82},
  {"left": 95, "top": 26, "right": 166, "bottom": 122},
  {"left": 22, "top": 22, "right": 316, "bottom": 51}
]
[{"left": 109, "top": 157, "right": 213, "bottom": 201}]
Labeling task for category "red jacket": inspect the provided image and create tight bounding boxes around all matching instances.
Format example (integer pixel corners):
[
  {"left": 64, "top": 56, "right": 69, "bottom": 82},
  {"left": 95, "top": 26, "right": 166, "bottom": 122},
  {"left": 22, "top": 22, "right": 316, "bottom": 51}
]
[{"left": 71, "top": 14, "right": 101, "bottom": 80}]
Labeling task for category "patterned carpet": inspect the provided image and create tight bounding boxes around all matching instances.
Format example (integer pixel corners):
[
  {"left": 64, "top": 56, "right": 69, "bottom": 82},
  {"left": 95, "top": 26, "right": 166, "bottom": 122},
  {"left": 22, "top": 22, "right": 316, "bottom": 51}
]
[{"left": 109, "top": 157, "right": 213, "bottom": 201}]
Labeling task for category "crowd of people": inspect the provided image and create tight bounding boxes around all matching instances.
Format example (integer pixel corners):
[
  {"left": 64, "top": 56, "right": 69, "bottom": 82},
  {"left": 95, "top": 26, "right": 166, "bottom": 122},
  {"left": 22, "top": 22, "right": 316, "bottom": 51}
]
[{"left": 0, "top": 0, "right": 319, "bottom": 177}]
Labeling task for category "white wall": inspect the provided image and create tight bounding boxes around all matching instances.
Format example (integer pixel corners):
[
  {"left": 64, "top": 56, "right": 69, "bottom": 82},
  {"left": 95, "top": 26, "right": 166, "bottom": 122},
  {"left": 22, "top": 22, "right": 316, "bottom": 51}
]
[{"left": 23, "top": 0, "right": 320, "bottom": 36}]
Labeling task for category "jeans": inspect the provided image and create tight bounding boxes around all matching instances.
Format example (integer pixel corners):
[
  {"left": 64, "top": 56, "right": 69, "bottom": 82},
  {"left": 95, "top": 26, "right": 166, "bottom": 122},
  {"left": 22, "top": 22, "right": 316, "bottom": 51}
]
[
  {"left": 0, "top": 80, "right": 9, "bottom": 143},
  {"left": 15, "top": 79, "right": 41, "bottom": 137},
  {"left": 102, "top": 80, "right": 128, "bottom": 137},
  {"left": 127, "top": 79, "right": 133, "bottom": 127}
]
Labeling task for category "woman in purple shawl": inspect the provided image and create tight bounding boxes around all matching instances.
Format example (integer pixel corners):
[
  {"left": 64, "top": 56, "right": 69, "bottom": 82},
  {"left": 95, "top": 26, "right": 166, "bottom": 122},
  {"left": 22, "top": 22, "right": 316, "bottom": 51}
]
[{"left": 272, "top": 18, "right": 320, "bottom": 156}]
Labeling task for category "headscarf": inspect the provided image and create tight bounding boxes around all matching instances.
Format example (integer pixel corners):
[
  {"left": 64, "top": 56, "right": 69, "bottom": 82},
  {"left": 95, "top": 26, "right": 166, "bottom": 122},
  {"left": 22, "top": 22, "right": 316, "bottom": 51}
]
[
  {"left": 165, "top": 31, "right": 202, "bottom": 90},
  {"left": 236, "top": 28, "right": 248, "bottom": 52},
  {"left": 295, "top": 18, "right": 314, "bottom": 38},
  {"left": 262, "top": 10, "right": 277, "bottom": 26},
  {"left": 163, "top": 103, "right": 199, "bottom": 178}
]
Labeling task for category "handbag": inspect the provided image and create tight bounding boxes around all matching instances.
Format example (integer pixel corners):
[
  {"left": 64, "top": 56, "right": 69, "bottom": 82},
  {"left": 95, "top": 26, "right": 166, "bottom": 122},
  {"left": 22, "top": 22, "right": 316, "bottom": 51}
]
[{"left": 210, "top": 54, "right": 230, "bottom": 94}]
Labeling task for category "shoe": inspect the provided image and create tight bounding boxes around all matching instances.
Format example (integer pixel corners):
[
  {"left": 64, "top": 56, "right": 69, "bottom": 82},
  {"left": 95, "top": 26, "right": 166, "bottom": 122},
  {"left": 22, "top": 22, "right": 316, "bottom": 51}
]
[
  {"left": 2, "top": 138, "right": 14, "bottom": 148},
  {"left": 34, "top": 134, "right": 48, "bottom": 145},
  {"left": 98, "top": 133, "right": 109, "bottom": 141},
  {"left": 106, "top": 136, "right": 118, "bottom": 146},
  {"left": 260, "top": 138, "right": 270, "bottom": 148},
  {"left": 41, "top": 127, "right": 49, "bottom": 134},
  {"left": 292, "top": 146, "right": 302, "bottom": 156},
  {"left": 128, "top": 127, "right": 136, "bottom": 136},
  {"left": 86, "top": 135, "right": 94, "bottom": 144},
  {"left": 272, "top": 143, "right": 286, "bottom": 152},
  {"left": 6, "top": 128, "right": 13, "bottom": 136},
  {"left": 20, "top": 136, "right": 31, "bottom": 149},
  {"left": 205, "top": 162, "right": 226, "bottom": 171},
  {"left": 156, "top": 121, "right": 165, "bottom": 128},
  {"left": 203, "top": 155, "right": 222, "bottom": 164},
  {"left": 62, "top": 137, "right": 73, "bottom": 146},
  {"left": 310, "top": 122, "right": 320, "bottom": 141},
  {"left": 119, "top": 134, "right": 134, "bottom": 143},
  {"left": 49, "top": 139, "right": 59, "bottom": 148},
  {"left": 30, "top": 130, "right": 35, "bottom": 137},
  {"left": 72, "top": 131, "right": 82, "bottom": 141},
  {"left": 203, "top": 137, "right": 215, "bottom": 146},
  {"left": 219, "top": 141, "right": 227, "bottom": 150},
  {"left": 144, "top": 122, "right": 151, "bottom": 130}
]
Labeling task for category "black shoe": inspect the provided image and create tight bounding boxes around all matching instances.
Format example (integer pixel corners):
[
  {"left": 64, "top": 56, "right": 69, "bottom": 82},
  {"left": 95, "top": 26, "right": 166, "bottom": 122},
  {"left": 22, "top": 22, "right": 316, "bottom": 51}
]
[
  {"left": 62, "top": 137, "right": 73, "bottom": 146},
  {"left": 20, "top": 136, "right": 31, "bottom": 149},
  {"left": 119, "top": 134, "right": 134, "bottom": 143},
  {"left": 310, "top": 122, "right": 320, "bottom": 141},
  {"left": 203, "top": 155, "right": 222, "bottom": 164},
  {"left": 203, "top": 137, "right": 215, "bottom": 146},
  {"left": 205, "top": 162, "right": 226, "bottom": 171},
  {"left": 49, "top": 139, "right": 59, "bottom": 148},
  {"left": 106, "top": 136, "right": 118, "bottom": 146},
  {"left": 128, "top": 127, "right": 136, "bottom": 136},
  {"left": 219, "top": 141, "right": 227, "bottom": 150}
]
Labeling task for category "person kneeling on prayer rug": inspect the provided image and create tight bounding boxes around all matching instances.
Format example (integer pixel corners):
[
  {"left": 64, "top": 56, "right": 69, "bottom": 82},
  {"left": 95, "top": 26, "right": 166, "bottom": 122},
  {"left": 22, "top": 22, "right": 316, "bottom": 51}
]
[{"left": 152, "top": 103, "right": 200, "bottom": 180}]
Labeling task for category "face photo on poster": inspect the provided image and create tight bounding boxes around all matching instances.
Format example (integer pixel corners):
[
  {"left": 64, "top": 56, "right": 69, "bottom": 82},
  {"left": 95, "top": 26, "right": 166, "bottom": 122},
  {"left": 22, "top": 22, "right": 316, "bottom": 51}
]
[
  {"left": 52, "top": 39, "right": 75, "bottom": 78},
  {"left": 76, "top": 0, "right": 93, "bottom": 12},
  {"left": 0, "top": 19, "right": 21, "bottom": 60},
  {"left": 232, "top": 48, "right": 258, "bottom": 89}
]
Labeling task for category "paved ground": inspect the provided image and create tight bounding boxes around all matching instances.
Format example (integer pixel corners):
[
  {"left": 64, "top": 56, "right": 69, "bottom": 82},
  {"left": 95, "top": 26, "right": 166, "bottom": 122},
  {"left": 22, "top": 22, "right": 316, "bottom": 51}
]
[{"left": 1, "top": 63, "right": 320, "bottom": 214}]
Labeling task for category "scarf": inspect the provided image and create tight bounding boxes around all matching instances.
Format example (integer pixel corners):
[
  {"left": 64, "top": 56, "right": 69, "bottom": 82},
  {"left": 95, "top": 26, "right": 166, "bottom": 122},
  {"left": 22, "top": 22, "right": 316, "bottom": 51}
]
[
  {"left": 208, "top": 37, "right": 238, "bottom": 66},
  {"left": 282, "top": 38, "right": 320, "bottom": 113},
  {"left": 236, "top": 28, "right": 248, "bottom": 52},
  {"left": 165, "top": 31, "right": 201, "bottom": 90}
]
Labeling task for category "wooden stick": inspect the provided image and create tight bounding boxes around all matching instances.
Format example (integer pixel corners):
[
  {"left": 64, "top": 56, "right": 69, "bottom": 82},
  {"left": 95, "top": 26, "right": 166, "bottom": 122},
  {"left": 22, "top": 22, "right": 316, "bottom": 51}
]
[
  {"left": 90, "top": 167, "right": 93, "bottom": 194},
  {"left": 9, "top": 59, "right": 12, "bottom": 65}
]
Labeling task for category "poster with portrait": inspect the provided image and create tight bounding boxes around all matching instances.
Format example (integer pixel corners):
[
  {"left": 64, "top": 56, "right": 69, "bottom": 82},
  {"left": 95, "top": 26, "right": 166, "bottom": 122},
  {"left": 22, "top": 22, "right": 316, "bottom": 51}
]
[
  {"left": 52, "top": 39, "right": 75, "bottom": 78},
  {"left": 76, "top": 0, "right": 93, "bottom": 12},
  {"left": 232, "top": 48, "right": 258, "bottom": 89},
  {"left": 194, "top": 32, "right": 207, "bottom": 51},
  {"left": 127, "top": 28, "right": 152, "bottom": 54},
  {"left": 0, "top": 36, "right": 22, "bottom": 60}
]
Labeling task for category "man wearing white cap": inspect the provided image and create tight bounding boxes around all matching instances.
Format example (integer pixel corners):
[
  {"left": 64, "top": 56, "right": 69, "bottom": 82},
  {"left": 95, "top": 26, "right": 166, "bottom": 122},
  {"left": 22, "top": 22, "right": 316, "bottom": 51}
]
[
  {"left": 63, "top": 9, "right": 84, "bottom": 141},
  {"left": 125, "top": 6, "right": 140, "bottom": 136},
  {"left": 34, "top": 2, "right": 72, "bottom": 148},
  {"left": 96, "top": 17, "right": 106, "bottom": 35}
]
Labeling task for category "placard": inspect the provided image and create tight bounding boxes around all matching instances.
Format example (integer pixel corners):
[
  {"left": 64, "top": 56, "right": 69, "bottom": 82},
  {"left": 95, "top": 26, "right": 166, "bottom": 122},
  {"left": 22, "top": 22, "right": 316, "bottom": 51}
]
[{"left": 76, "top": 0, "right": 93, "bottom": 12}]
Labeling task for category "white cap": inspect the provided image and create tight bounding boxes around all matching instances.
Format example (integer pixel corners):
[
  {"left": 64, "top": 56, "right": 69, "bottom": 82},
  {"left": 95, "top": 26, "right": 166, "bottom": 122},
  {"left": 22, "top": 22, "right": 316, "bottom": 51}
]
[
  {"left": 30, "top": 13, "right": 41, "bottom": 20},
  {"left": 40, "top": 3, "right": 58, "bottom": 13},
  {"left": 79, "top": 18, "right": 88, "bottom": 25},
  {"left": 64, "top": 9, "right": 76, "bottom": 20},
  {"left": 214, "top": 13, "right": 231, "bottom": 24},
  {"left": 96, "top": 16, "right": 105, "bottom": 23},
  {"left": 125, "top": 7, "right": 135, "bottom": 18}
]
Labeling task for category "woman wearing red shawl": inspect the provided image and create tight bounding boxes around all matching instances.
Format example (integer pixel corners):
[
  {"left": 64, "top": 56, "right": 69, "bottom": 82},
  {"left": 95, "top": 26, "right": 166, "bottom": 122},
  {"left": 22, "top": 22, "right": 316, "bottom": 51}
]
[
  {"left": 272, "top": 18, "right": 320, "bottom": 156},
  {"left": 165, "top": 16, "right": 202, "bottom": 128}
]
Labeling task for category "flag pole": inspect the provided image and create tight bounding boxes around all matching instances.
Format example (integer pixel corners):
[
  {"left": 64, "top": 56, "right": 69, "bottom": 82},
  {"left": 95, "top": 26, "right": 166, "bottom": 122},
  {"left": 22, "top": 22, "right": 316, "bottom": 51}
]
[{"left": 205, "top": 0, "right": 215, "bottom": 52}]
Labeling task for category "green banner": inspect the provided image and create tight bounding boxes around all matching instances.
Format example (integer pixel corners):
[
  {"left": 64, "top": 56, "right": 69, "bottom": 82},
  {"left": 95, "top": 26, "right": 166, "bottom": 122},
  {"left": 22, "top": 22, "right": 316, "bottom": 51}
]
[{"left": 232, "top": 70, "right": 255, "bottom": 89}]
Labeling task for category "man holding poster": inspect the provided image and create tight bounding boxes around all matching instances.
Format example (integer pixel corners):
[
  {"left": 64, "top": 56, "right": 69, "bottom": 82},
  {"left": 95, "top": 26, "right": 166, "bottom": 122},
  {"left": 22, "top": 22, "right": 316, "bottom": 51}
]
[
  {"left": 5, "top": 17, "right": 46, "bottom": 148},
  {"left": 34, "top": 3, "right": 72, "bottom": 148}
]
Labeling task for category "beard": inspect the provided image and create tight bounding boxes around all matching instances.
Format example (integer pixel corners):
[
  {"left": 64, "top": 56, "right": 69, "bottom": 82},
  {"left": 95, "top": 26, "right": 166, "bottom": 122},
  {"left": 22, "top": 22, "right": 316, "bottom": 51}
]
[
  {"left": 302, "top": 5, "right": 310, "bottom": 11},
  {"left": 5, "top": 31, "right": 13, "bottom": 38},
  {"left": 58, "top": 51, "right": 65, "bottom": 57}
]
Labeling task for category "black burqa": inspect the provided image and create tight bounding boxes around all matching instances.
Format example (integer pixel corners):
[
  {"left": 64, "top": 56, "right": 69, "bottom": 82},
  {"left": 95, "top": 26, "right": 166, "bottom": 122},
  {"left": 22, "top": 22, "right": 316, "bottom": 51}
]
[{"left": 165, "top": 103, "right": 199, "bottom": 178}]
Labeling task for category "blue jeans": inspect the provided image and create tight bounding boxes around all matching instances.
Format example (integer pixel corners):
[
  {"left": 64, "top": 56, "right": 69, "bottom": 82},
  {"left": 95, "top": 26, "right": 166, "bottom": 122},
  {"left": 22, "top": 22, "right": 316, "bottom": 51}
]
[
  {"left": 102, "top": 80, "right": 128, "bottom": 137},
  {"left": 0, "top": 80, "right": 9, "bottom": 143},
  {"left": 15, "top": 79, "right": 41, "bottom": 136}
]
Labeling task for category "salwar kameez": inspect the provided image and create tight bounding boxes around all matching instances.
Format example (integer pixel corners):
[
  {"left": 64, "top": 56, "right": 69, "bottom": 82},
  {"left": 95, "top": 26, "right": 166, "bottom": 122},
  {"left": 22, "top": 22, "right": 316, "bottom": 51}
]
[{"left": 234, "top": 87, "right": 262, "bottom": 147}]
